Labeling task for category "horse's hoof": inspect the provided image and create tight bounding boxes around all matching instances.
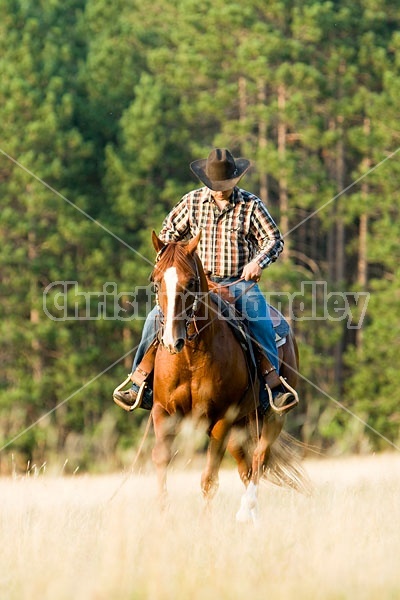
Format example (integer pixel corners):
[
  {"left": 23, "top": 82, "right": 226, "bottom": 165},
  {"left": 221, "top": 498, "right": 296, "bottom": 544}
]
[
  {"left": 236, "top": 482, "right": 259, "bottom": 524},
  {"left": 236, "top": 506, "right": 259, "bottom": 524},
  {"left": 236, "top": 506, "right": 252, "bottom": 523}
]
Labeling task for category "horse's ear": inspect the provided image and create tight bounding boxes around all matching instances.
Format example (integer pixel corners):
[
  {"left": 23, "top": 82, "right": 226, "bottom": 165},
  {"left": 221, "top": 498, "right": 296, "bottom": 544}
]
[
  {"left": 187, "top": 231, "right": 202, "bottom": 255},
  {"left": 152, "top": 230, "right": 165, "bottom": 253}
]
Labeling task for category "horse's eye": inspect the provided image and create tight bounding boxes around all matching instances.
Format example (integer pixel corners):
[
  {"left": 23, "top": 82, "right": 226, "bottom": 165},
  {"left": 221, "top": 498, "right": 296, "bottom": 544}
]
[{"left": 186, "top": 280, "right": 195, "bottom": 290}]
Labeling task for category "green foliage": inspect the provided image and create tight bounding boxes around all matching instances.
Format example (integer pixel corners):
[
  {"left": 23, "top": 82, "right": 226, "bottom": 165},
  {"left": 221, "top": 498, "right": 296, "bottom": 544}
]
[{"left": 0, "top": 0, "right": 399, "bottom": 471}]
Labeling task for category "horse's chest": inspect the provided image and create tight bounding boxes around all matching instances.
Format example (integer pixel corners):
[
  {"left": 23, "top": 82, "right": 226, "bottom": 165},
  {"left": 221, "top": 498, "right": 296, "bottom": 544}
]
[
  {"left": 167, "top": 373, "right": 231, "bottom": 417},
  {"left": 155, "top": 345, "right": 245, "bottom": 416}
]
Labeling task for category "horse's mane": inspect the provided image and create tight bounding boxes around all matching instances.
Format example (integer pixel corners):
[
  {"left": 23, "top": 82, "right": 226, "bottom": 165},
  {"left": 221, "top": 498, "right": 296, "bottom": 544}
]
[{"left": 151, "top": 241, "right": 197, "bottom": 282}]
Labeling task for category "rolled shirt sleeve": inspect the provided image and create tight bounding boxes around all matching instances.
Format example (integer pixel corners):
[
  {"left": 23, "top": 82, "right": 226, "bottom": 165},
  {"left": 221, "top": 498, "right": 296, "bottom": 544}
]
[
  {"left": 158, "top": 198, "right": 190, "bottom": 243},
  {"left": 250, "top": 199, "right": 284, "bottom": 268}
]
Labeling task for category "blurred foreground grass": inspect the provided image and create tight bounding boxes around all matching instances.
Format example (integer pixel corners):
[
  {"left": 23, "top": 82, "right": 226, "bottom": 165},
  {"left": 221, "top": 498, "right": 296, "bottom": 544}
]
[{"left": 0, "top": 453, "right": 399, "bottom": 600}]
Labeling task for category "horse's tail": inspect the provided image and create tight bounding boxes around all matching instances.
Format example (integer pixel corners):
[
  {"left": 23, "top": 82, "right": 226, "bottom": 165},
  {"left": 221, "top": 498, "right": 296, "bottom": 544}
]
[{"left": 262, "top": 431, "right": 314, "bottom": 496}]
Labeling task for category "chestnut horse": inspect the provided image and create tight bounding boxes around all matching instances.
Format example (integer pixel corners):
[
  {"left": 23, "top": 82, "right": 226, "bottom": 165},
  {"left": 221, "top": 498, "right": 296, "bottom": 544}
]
[{"left": 150, "top": 231, "right": 301, "bottom": 517}]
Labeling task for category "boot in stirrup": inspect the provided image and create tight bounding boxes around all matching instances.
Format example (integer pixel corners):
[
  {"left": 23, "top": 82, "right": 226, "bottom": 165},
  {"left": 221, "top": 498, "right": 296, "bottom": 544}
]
[
  {"left": 113, "top": 372, "right": 153, "bottom": 412},
  {"left": 263, "top": 367, "right": 299, "bottom": 415},
  {"left": 113, "top": 341, "right": 157, "bottom": 412}
]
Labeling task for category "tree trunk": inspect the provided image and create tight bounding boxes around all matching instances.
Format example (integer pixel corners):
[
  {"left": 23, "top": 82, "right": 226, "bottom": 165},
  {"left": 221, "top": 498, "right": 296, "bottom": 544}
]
[
  {"left": 356, "top": 118, "right": 371, "bottom": 353},
  {"left": 238, "top": 76, "right": 247, "bottom": 130},
  {"left": 333, "top": 115, "right": 346, "bottom": 392},
  {"left": 28, "top": 200, "right": 43, "bottom": 382},
  {"left": 335, "top": 115, "right": 345, "bottom": 284},
  {"left": 277, "top": 83, "right": 289, "bottom": 261},
  {"left": 257, "top": 79, "right": 269, "bottom": 202}
]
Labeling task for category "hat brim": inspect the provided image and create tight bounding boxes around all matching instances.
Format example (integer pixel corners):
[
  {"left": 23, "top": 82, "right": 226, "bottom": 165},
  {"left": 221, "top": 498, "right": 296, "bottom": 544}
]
[{"left": 190, "top": 157, "right": 251, "bottom": 191}]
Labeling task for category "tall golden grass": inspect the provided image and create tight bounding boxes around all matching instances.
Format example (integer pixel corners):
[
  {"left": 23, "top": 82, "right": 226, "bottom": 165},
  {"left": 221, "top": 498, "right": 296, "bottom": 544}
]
[{"left": 1, "top": 453, "right": 399, "bottom": 599}]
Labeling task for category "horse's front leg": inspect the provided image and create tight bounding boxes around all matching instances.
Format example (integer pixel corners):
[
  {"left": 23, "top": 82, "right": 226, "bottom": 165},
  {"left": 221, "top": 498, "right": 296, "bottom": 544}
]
[
  {"left": 236, "top": 411, "right": 285, "bottom": 524},
  {"left": 227, "top": 418, "right": 256, "bottom": 487},
  {"left": 201, "top": 418, "right": 232, "bottom": 505},
  {"left": 151, "top": 404, "right": 180, "bottom": 508}
]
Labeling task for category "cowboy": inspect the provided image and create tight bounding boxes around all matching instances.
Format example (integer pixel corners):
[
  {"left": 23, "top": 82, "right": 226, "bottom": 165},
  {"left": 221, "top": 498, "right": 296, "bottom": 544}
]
[{"left": 113, "top": 148, "right": 297, "bottom": 413}]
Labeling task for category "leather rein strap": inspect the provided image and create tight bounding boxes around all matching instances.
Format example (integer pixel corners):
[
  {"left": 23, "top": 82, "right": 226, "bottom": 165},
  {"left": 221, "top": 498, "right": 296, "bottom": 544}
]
[{"left": 207, "top": 276, "right": 257, "bottom": 303}]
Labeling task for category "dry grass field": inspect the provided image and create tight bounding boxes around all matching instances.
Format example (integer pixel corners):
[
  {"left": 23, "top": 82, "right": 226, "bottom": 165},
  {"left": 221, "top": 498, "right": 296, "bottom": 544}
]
[{"left": 1, "top": 453, "right": 399, "bottom": 600}]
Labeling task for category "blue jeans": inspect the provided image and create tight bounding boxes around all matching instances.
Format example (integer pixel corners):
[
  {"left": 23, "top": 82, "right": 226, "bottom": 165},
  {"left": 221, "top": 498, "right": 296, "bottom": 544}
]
[
  {"left": 213, "top": 278, "right": 279, "bottom": 413},
  {"left": 213, "top": 278, "right": 279, "bottom": 371}
]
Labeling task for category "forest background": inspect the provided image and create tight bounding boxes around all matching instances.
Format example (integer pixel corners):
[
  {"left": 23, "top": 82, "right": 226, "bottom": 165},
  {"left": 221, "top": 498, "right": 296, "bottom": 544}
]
[{"left": 0, "top": 0, "right": 399, "bottom": 473}]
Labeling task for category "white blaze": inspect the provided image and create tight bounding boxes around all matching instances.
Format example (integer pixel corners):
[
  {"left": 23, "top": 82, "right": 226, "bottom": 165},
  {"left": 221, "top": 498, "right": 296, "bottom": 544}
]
[{"left": 162, "top": 266, "right": 178, "bottom": 349}]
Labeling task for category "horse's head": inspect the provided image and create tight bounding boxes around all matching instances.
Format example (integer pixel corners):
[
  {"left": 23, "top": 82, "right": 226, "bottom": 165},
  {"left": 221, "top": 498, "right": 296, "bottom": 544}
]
[{"left": 151, "top": 231, "right": 203, "bottom": 354}]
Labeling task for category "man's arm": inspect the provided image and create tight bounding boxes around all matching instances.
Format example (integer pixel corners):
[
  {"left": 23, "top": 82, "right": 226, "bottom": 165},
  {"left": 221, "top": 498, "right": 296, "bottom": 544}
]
[
  {"left": 250, "top": 199, "right": 284, "bottom": 269},
  {"left": 158, "top": 196, "right": 190, "bottom": 243}
]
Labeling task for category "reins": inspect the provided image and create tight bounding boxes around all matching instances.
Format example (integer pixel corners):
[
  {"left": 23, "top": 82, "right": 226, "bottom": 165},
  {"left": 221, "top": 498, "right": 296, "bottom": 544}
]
[
  {"left": 183, "top": 277, "right": 258, "bottom": 342},
  {"left": 211, "top": 277, "right": 257, "bottom": 297},
  {"left": 211, "top": 278, "right": 262, "bottom": 461}
]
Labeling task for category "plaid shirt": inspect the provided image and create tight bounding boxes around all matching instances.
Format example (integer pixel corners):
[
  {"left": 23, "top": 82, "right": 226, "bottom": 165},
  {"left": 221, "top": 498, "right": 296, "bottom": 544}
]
[{"left": 159, "top": 187, "right": 284, "bottom": 278}]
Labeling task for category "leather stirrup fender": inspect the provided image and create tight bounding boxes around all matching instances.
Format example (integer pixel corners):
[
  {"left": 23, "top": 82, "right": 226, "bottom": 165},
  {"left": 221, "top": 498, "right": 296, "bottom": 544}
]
[
  {"left": 113, "top": 339, "right": 159, "bottom": 411},
  {"left": 130, "top": 338, "right": 159, "bottom": 386}
]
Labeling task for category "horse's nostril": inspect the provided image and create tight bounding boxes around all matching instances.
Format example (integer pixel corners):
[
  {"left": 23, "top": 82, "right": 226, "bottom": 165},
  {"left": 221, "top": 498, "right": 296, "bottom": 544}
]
[{"left": 174, "top": 338, "right": 185, "bottom": 352}]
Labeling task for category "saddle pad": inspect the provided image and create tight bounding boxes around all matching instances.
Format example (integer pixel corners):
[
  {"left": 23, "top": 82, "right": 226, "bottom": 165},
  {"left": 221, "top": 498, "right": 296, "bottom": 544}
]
[{"left": 269, "top": 305, "right": 290, "bottom": 345}]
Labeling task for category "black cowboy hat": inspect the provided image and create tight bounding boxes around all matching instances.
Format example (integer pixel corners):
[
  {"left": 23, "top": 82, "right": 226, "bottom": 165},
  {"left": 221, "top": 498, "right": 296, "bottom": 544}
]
[{"left": 190, "top": 148, "right": 251, "bottom": 191}]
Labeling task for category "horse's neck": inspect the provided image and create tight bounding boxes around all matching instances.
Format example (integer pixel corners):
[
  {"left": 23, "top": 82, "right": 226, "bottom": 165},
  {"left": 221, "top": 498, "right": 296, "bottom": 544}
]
[{"left": 193, "top": 264, "right": 217, "bottom": 337}]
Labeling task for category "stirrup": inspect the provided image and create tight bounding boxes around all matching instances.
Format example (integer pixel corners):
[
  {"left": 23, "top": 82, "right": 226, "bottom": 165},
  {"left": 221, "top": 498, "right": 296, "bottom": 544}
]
[
  {"left": 266, "top": 376, "right": 299, "bottom": 415},
  {"left": 112, "top": 374, "right": 147, "bottom": 412}
]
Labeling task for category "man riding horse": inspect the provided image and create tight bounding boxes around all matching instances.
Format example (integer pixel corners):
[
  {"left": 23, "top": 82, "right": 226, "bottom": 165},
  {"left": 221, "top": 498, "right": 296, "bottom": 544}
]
[{"left": 113, "top": 148, "right": 298, "bottom": 415}]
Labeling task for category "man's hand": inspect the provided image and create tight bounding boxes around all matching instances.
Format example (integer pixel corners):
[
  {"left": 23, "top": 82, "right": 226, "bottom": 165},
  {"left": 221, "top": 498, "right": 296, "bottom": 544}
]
[{"left": 241, "top": 261, "right": 262, "bottom": 282}]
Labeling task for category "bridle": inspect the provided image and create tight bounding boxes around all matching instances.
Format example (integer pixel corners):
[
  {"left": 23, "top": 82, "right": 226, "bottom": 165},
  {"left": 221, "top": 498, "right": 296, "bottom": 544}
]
[
  {"left": 181, "top": 256, "right": 201, "bottom": 341},
  {"left": 153, "top": 252, "right": 202, "bottom": 345}
]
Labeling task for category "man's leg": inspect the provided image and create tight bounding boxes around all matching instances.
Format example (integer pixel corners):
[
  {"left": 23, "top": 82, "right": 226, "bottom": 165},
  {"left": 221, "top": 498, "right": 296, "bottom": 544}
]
[
  {"left": 130, "top": 306, "right": 160, "bottom": 373},
  {"left": 232, "top": 281, "right": 297, "bottom": 413},
  {"left": 113, "top": 306, "right": 161, "bottom": 411}
]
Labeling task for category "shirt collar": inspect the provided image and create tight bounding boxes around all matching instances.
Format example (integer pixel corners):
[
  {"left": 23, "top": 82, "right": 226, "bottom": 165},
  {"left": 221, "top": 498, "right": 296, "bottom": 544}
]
[{"left": 201, "top": 186, "right": 240, "bottom": 204}]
